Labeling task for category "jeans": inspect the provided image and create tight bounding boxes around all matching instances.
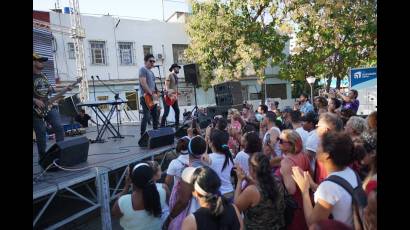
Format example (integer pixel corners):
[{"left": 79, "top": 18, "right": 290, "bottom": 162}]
[
  {"left": 160, "top": 99, "right": 180, "bottom": 127},
  {"left": 33, "top": 108, "right": 64, "bottom": 159},
  {"left": 140, "top": 96, "right": 159, "bottom": 136}
]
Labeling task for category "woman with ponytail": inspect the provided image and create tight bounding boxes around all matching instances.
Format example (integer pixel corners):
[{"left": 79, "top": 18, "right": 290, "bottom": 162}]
[
  {"left": 112, "top": 163, "right": 164, "bottom": 230},
  {"left": 209, "top": 129, "right": 235, "bottom": 199},
  {"left": 234, "top": 153, "right": 286, "bottom": 229},
  {"left": 182, "top": 167, "right": 243, "bottom": 230}
]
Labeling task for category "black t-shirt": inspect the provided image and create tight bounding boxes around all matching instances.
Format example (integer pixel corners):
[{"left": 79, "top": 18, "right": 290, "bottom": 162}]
[
  {"left": 33, "top": 73, "right": 51, "bottom": 100},
  {"left": 193, "top": 203, "right": 240, "bottom": 230},
  {"left": 75, "top": 114, "right": 91, "bottom": 127}
]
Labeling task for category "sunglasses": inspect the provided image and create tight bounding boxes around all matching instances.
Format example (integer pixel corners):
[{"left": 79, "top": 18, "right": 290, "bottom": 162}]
[
  {"left": 149, "top": 60, "right": 156, "bottom": 63},
  {"left": 278, "top": 137, "right": 291, "bottom": 144}
]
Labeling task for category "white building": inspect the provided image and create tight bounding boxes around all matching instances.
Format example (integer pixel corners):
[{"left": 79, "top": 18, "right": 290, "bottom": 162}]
[{"left": 49, "top": 10, "right": 292, "bottom": 119}]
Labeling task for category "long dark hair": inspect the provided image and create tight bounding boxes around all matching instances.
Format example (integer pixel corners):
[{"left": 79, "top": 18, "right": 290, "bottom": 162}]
[
  {"left": 210, "top": 129, "right": 233, "bottom": 171},
  {"left": 244, "top": 131, "right": 261, "bottom": 154},
  {"left": 249, "top": 153, "right": 278, "bottom": 202},
  {"left": 131, "top": 163, "right": 162, "bottom": 217},
  {"left": 194, "top": 167, "right": 225, "bottom": 217}
]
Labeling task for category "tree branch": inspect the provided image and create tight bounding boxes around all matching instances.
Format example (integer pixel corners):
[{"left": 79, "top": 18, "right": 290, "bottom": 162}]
[{"left": 252, "top": 2, "right": 270, "bottom": 22}]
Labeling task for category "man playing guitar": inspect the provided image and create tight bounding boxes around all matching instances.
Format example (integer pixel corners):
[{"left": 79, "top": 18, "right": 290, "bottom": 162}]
[
  {"left": 33, "top": 53, "right": 73, "bottom": 167},
  {"left": 138, "top": 54, "right": 160, "bottom": 141},
  {"left": 160, "top": 63, "right": 181, "bottom": 128}
]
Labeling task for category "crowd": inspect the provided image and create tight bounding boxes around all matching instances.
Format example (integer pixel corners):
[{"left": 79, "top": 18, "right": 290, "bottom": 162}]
[{"left": 111, "top": 89, "right": 377, "bottom": 230}]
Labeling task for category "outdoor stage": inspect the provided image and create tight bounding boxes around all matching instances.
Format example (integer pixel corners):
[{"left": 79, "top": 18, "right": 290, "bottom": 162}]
[{"left": 33, "top": 124, "right": 175, "bottom": 230}]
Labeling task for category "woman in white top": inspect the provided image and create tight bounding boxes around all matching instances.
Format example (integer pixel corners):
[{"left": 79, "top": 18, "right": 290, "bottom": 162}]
[
  {"left": 208, "top": 128, "right": 234, "bottom": 199},
  {"left": 234, "top": 131, "right": 261, "bottom": 176},
  {"left": 112, "top": 163, "right": 165, "bottom": 230},
  {"left": 165, "top": 136, "right": 190, "bottom": 191},
  {"left": 148, "top": 160, "right": 170, "bottom": 223},
  {"left": 291, "top": 132, "right": 362, "bottom": 228}
]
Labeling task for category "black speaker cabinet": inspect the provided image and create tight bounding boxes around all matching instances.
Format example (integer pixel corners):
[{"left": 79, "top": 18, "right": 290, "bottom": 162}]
[
  {"left": 138, "top": 127, "right": 175, "bottom": 148},
  {"left": 183, "top": 63, "right": 201, "bottom": 87},
  {"left": 39, "top": 136, "right": 89, "bottom": 170}
]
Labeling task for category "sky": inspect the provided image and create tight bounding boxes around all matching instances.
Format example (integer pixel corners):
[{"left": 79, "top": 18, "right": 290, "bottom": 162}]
[{"left": 33, "top": 0, "right": 189, "bottom": 21}]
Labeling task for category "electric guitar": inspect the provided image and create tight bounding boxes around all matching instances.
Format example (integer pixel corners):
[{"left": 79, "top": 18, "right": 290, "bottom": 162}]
[
  {"left": 33, "top": 77, "right": 83, "bottom": 118},
  {"left": 164, "top": 89, "right": 180, "bottom": 106},
  {"left": 144, "top": 92, "right": 160, "bottom": 111}
]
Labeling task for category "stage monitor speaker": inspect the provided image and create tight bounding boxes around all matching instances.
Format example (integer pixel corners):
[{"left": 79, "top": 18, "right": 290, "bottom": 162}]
[
  {"left": 39, "top": 136, "right": 89, "bottom": 171},
  {"left": 183, "top": 63, "right": 201, "bottom": 87},
  {"left": 138, "top": 127, "right": 175, "bottom": 148}
]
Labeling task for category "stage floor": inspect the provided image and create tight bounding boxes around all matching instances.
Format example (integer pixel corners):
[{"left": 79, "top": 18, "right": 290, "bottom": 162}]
[{"left": 33, "top": 124, "right": 175, "bottom": 200}]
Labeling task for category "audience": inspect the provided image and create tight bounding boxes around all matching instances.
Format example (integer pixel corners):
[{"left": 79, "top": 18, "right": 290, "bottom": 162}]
[
  {"left": 181, "top": 167, "right": 243, "bottom": 230},
  {"left": 119, "top": 97, "right": 378, "bottom": 230},
  {"left": 112, "top": 163, "right": 164, "bottom": 230},
  {"left": 315, "top": 112, "right": 344, "bottom": 184},
  {"left": 208, "top": 129, "right": 235, "bottom": 200},
  {"left": 234, "top": 153, "right": 286, "bottom": 229},
  {"left": 292, "top": 132, "right": 364, "bottom": 228},
  {"left": 345, "top": 116, "right": 367, "bottom": 142},
  {"left": 328, "top": 97, "right": 342, "bottom": 115},
  {"left": 276, "top": 129, "right": 311, "bottom": 230}
]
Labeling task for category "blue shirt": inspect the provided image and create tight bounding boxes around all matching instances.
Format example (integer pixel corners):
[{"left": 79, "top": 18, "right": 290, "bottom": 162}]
[{"left": 300, "top": 101, "right": 314, "bottom": 114}]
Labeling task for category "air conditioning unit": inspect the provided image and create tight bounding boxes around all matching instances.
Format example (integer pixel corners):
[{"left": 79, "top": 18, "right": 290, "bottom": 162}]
[{"left": 157, "top": 53, "right": 163, "bottom": 59}]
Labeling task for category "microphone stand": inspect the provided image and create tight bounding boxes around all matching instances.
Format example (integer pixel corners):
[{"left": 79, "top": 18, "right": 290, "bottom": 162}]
[{"left": 91, "top": 76, "right": 100, "bottom": 142}]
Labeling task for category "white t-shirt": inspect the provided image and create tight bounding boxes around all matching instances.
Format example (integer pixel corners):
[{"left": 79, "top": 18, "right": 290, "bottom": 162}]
[
  {"left": 295, "top": 127, "right": 309, "bottom": 150},
  {"left": 166, "top": 154, "right": 189, "bottom": 191},
  {"left": 118, "top": 183, "right": 168, "bottom": 230},
  {"left": 306, "top": 129, "right": 320, "bottom": 171},
  {"left": 234, "top": 151, "right": 250, "bottom": 175},
  {"left": 314, "top": 167, "right": 358, "bottom": 228},
  {"left": 209, "top": 153, "right": 234, "bottom": 195},
  {"left": 263, "top": 126, "right": 282, "bottom": 157}
]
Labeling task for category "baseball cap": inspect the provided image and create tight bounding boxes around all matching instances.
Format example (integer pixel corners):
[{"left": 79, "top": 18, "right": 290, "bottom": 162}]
[
  {"left": 181, "top": 167, "right": 198, "bottom": 184},
  {"left": 301, "top": 111, "right": 318, "bottom": 124},
  {"left": 33, "top": 53, "right": 48, "bottom": 62}
]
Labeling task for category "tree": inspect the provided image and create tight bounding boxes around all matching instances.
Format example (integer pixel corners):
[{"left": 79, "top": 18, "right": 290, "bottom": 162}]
[
  {"left": 185, "top": 0, "right": 289, "bottom": 90},
  {"left": 279, "top": 0, "right": 377, "bottom": 90}
]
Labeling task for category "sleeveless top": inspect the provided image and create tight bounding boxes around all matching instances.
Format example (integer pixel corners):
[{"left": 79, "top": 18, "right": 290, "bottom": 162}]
[
  {"left": 244, "top": 184, "right": 286, "bottom": 230},
  {"left": 193, "top": 203, "right": 240, "bottom": 230}
]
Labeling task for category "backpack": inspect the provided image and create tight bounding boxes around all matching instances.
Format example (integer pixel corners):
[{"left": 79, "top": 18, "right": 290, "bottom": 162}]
[{"left": 324, "top": 172, "right": 368, "bottom": 230}]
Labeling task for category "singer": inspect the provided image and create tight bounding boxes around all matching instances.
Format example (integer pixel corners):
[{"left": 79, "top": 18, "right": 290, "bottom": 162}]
[
  {"left": 138, "top": 54, "right": 159, "bottom": 141},
  {"left": 160, "top": 63, "right": 181, "bottom": 128}
]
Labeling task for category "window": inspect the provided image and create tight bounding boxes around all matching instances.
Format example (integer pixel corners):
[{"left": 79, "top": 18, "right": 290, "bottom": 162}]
[
  {"left": 68, "top": 43, "right": 75, "bottom": 59},
  {"left": 143, "top": 45, "right": 152, "bottom": 57},
  {"left": 97, "top": 95, "right": 109, "bottom": 110},
  {"left": 266, "top": 84, "right": 287, "bottom": 99},
  {"left": 125, "top": 91, "right": 138, "bottom": 110},
  {"left": 241, "top": 86, "right": 249, "bottom": 101},
  {"left": 250, "top": 93, "right": 261, "bottom": 100},
  {"left": 119, "top": 42, "right": 134, "bottom": 65},
  {"left": 172, "top": 44, "right": 188, "bottom": 65},
  {"left": 90, "top": 41, "right": 106, "bottom": 65}
]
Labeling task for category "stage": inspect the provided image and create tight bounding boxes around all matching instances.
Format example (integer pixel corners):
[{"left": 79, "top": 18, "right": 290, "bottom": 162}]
[{"left": 33, "top": 124, "right": 175, "bottom": 230}]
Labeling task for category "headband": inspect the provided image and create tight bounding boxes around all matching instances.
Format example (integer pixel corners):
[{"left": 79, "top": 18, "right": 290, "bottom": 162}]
[
  {"left": 132, "top": 163, "right": 149, "bottom": 173},
  {"left": 194, "top": 181, "right": 209, "bottom": 196}
]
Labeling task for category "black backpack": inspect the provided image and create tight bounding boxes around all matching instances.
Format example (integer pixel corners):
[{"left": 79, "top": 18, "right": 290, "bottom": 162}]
[{"left": 324, "top": 172, "right": 368, "bottom": 230}]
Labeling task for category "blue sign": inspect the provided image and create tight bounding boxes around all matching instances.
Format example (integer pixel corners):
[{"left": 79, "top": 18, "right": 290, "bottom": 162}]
[{"left": 350, "top": 67, "right": 377, "bottom": 90}]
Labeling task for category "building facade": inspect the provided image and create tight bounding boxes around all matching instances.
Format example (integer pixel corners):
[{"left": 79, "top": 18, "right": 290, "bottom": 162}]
[{"left": 47, "top": 10, "right": 292, "bottom": 117}]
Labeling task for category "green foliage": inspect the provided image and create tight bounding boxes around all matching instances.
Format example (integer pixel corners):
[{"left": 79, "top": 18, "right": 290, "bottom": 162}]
[
  {"left": 278, "top": 0, "right": 377, "bottom": 89},
  {"left": 185, "top": 0, "right": 289, "bottom": 89}
]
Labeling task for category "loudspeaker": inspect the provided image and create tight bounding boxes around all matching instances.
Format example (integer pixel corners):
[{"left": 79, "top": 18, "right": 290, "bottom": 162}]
[
  {"left": 138, "top": 127, "right": 175, "bottom": 148},
  {"left": 183, "top": 63, "right": 200, "bottom": 87},
  {"left": 214, "top": 81, "right": 243, "bottom": 106},
  {"left": 39, "top": 136, "right": 89, "bottom": 171}
]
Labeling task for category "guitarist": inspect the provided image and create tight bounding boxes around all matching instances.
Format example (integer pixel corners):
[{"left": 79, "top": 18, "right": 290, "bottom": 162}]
[
  {"left": 33, "top": 53, "right": 72, "bottom": 166},
  {"left": 138, "top": 54, "right": 159, "bottom": 140},
  {"left": 160, "top": 63, "right": 181, "bottom": 128}
]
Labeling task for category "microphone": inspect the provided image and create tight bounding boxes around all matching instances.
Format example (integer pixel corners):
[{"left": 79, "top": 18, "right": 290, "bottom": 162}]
[
  {"left": 91, "top": 75, "right": 94, "bottom": 79},
  {"left": 96, "top": 75, "right": 100, "bottom": 79},
  {"left": 154, "top": 65, "right": 161, "bottom": 68}
]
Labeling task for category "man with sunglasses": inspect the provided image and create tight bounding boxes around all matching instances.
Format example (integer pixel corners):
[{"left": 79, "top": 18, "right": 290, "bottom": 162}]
[{"left": 138, "top": 54, "right": 159, "bottom": 141}]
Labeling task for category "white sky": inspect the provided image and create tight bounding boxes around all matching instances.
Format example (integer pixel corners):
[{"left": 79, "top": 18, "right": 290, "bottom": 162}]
[{"left": 33, "top": 0, "right": 189, "bottom": 20}]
